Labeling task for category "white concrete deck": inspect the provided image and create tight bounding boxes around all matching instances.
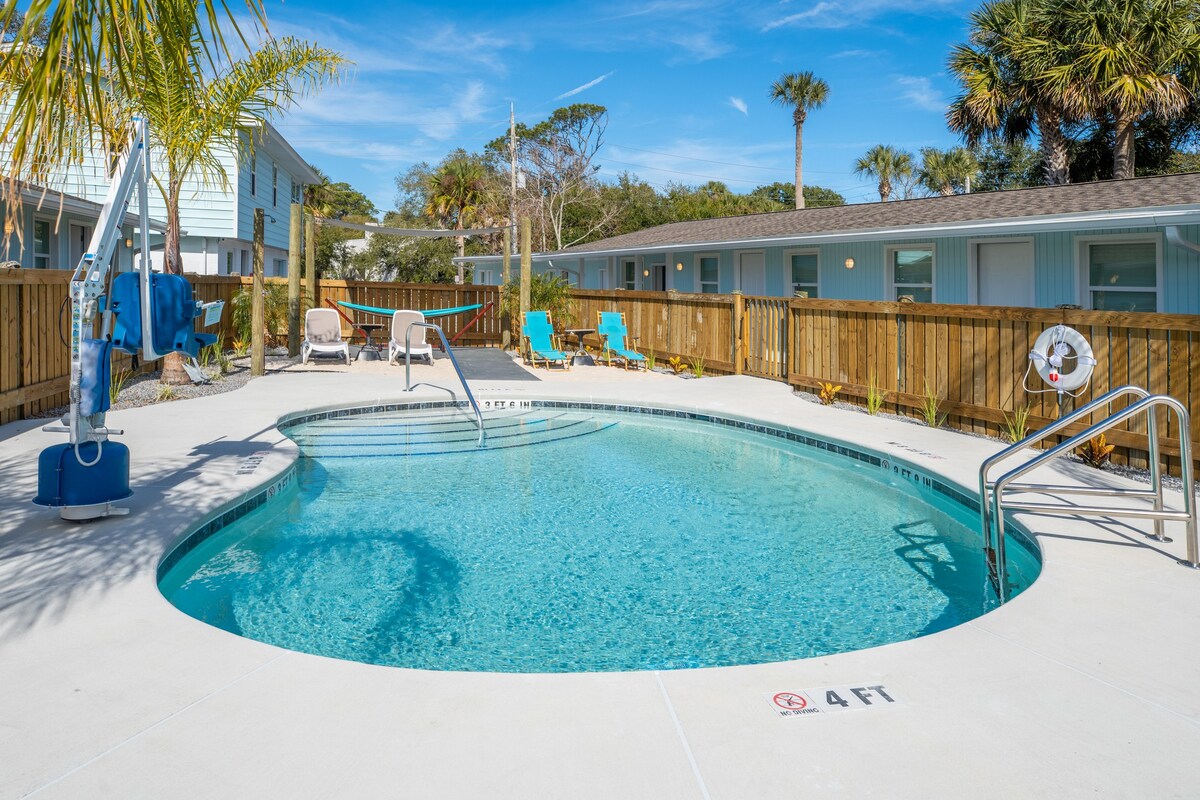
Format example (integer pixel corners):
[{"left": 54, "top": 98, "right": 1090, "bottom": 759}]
[{"left": 1, "top": 353, "right": 1198, "bottom": 799}]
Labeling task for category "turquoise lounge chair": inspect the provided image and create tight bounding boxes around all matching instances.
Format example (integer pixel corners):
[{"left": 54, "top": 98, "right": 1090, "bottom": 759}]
[
  {"left": 521, "top": 311, "right": 571, "bottom": 370},
  {"left": 596, "top": 311, "right": 646, "bottom": 370}
]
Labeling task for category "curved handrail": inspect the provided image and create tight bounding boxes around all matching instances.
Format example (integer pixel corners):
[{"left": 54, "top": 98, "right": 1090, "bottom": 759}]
[
  {"left": 978, "top": 386, "right": 1151, "bottom": 590},
  {"left": 984, "top": 392, "right": 1196, "bottom": 602},
  {"left": 403, "top": 322, "right": 485, "bottom": 447}
]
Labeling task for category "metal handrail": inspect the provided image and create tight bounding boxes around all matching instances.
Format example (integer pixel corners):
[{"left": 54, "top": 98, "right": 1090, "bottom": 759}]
[
  {"left": 403, "top": 322, "right": 485, "bottom": 447},
  {"left": 980, "top": 389, "right": 1196, "bottom": 603}
]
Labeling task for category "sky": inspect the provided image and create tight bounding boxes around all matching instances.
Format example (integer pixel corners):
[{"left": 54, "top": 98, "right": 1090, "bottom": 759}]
[{"left": 258, "top": 0, "right": 981, "bottom": 215}]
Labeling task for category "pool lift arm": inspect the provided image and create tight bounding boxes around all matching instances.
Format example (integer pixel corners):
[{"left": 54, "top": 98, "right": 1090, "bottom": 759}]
[{"left": 33, "top": 118, "right": 220, "bottom": 522}]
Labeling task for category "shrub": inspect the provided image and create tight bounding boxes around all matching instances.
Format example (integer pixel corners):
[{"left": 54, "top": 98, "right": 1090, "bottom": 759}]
[
  {"left": 110, "top": 366, "right": 133, "bottom": 405},
  {"left": 920, "top": 379, "right": 947, "bottom": 428},
  {"left": 155, "top": 383, "right": 178, "bottom": 403},
  {"left": 1001, "top": 404, "right": 1033, "bottom": 444},
  {"left": 865, "top": 373, "right": 888, "bottom": 415},
  {"left": 818, "top": 382, "right": 842, "bottom": 405},
  {"left": 499, "top": 273, "right": 575, "bottom": 327},
  {"left": 667, "top": 356, "right": 687, "bottom": 375},
  {"left": 690, "top": 355, "right": 706, "bottom": 378},
  {"left": 231, "top": 283, "right": 290, "bottom": 347},
  {"left": 1078, "top": 434, "right": 1116, "bottom": 468}
]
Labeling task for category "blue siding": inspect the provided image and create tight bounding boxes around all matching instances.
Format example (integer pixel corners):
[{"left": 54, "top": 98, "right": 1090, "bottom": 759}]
[{"left": 511, "top": 219, "right": 1200, "bottom": 312}]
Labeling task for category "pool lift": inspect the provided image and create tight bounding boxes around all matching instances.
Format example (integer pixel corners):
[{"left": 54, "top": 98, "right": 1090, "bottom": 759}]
[{"left": 33, "top": 119, "right": 223, "bottom": 521}]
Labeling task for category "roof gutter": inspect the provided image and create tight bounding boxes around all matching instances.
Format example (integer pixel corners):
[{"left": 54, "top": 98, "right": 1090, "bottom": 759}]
[
  {"left": 1165, "top": 225, "right": 1200, "bottom": 257},
  {"left": 453, "top": 206, "right": 1200, "bottom": 265}
]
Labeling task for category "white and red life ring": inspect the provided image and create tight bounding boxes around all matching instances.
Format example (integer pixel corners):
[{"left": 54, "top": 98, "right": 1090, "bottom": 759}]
[{"left": 1029, "top": 325, "right": 1096, "bottom": 392}]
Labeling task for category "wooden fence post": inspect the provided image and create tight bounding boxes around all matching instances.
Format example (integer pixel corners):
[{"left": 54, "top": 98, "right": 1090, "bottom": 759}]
[
  {"left": 501, "top": 227, "right": 511, "bottom": 350},
  {"left": 287, "top": 203, "right": 302, "bottom": 357},
  {"left": 305, "top": 215, "right": 316, "bottom": 316},
  {"left": 731, "top": 290, "right": 744, "bottom": 375},
  {"left": 519, "top": 217, "right": 531, "bottom": 320},
  {"left": 252, "top": 209, "right": 265, "bottom": 377}
]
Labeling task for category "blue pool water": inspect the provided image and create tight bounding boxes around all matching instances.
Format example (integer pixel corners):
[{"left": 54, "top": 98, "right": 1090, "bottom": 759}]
[{"left": 159, "top": 406, "right": 1040, "bottom": 673}]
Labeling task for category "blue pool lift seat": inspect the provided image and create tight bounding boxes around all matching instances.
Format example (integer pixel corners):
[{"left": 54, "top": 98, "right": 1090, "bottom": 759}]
[
  {"left": 596, "top": 311, "right": 646, "bottom": 370},
  {"left": 109, "top": 272, "right": 217, "bottom": 359}
]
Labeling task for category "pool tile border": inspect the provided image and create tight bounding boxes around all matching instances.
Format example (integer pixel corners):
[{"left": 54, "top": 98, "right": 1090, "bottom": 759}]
[{"left": 160, "top": 398, "right": 1039, "bottom": 581}]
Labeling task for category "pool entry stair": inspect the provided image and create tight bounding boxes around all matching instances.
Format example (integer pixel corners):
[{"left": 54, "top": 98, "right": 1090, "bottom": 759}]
[
  {"left": 289, "top": 408, "right": 617, "bottom": 457},
  {"left": 980, "top": 385, "right": 1197, "bottom": 602}
]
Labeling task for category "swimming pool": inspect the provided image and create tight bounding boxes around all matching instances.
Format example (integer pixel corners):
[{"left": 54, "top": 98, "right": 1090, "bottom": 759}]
[{"left": 159, "top": 402, "right": 1041, "bottom": 673}]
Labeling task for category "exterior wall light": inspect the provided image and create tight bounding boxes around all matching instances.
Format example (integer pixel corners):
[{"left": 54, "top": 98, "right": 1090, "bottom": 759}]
[
  {"left": 643, "top": 268, "right": 650, "bottom": 277},
  {"left": 844, "top": 257, "right": 855, "bottom": 270},
  {"left": 125, "top": 238, "right": 133, "bottom": 248},
  {"left": 675, "top": 262, "right": 683, "bottom": 271}
]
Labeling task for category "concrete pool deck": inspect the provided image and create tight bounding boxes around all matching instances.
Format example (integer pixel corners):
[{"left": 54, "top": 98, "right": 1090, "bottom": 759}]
[{"left": 1, "top": 353, "right": 1198, "bottom": 798}]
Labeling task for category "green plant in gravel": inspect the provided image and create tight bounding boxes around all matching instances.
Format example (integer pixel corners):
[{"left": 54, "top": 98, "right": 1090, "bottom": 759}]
[
  {"left": 690, "top": 355, "right": 706, "bottom": 378},
  {"left": 232, "top": 336, "right": 251, "bottom": 357},
  {"left": 668, "top": 356, "right": 687, "bottom": 375},
  {"left": 865, "top": 372, "right": 888, "bottom": 415},
  {"left": 645, "top": 347, "right": 656, "bottom": 372},
  {"left": 919, "top": 379, "right": 947, "bottom": 428},
  {"left": 231, "top": 284, "right": 291, "bottom": 347},
  {"left": 1077, "top": 434, "right": 1116, "bottom": 469},
  {"left": 212, "top": 333, "right": 233, "bottom": 373},
  {"left": 110, "top": 366, "right": 133, "bottom": 405},
  {"left": 1001, "top": 404, "right": 1033, "bottom": 443},
  {"left": 155, "top": 383, "right": 178, "bottom": 403}
]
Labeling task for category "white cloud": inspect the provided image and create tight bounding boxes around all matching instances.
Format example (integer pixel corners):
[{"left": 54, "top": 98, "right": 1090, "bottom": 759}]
[
  {"left": 556, "top": 71, "right": 616, "bottom": 100},
  {"left": 762, "top": 2, "right": 841, "bottom": 30},
  {"left": 729, "top": 96, "right": 748, "bottom": 115},
  {"left": 762, "top": 0, "right": 961, "bottom": 30},
  {"left": 895, "top": 76, "right": 947, "bottom": 113}
]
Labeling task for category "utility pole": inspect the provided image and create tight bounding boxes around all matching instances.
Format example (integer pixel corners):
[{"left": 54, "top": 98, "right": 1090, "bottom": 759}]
[{"left": 509, "top": 103, "right": 518, "bottom": 257}]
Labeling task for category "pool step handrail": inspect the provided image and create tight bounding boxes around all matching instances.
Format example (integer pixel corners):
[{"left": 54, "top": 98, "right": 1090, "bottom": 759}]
[
  {"left": 979, "top": 385, "right": 1196, "bottom": 603},
  {"left": 403, "top": 322, "right": 485, "bottom": 447}
]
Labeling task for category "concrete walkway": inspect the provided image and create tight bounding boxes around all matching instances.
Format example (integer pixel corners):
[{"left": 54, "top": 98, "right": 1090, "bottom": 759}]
[{"left": 1, "top": 354, "right": 1197, "bottom": 799}]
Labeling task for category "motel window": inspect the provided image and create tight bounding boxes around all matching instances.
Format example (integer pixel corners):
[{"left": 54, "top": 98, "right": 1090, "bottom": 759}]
[
  {"left": 239, "top": 249, "right": 249, "bottom": 276},
  {"left": 698, "top": 255, "right": 719, "bottom": 294},
  {"left": 272, "top": 164, "right": 278, "bottom": 206},
  {"left": 32, "top": 219, "right": 53, "bottom": 269},
  {"left": 275, "top": 258, "right": 288, "bottom": 278},
  {"left": 476, "top": 269, "right": 495, "bottom": 285},
  {"left": 890, "top": 247, "right": 934, "bottom": 303},
  {"left": 249, "top": 154, "right": 256, "bottom": 196},
  {"left": 599, "top": 267, "right": 608, "bottom": 288},
  {"left": 1087, "top": 241, "right": 1158, "bottom": 312},
  {"left": 789, "top": 251, "right": 818, "bottom": 298},
  {"left": 291, "top": 180, "right": 302, "bottom": 205},
  {"left": 622, "top": 259, "right": 636, "bottom": 290},
  {"left": 225, "top": 251, "right": 233, "bottom": 275}
]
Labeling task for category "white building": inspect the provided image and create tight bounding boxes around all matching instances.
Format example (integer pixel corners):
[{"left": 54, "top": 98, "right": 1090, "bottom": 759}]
[{"left": 21, "top": 121, "right": 318, "bottom": 277}]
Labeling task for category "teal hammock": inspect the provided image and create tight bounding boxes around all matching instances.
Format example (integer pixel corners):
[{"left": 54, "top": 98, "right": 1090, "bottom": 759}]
[{"left": 337, "top": 300, "right": 484, "bottom": 318}]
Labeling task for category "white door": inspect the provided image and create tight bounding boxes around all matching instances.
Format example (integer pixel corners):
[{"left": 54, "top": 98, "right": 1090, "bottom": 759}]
[
  {"left": 738, "top": 252, "right": 766, "bottom": 296},
  {"left": 69, "top": 223, "right": 92, "bottom": 270},
  {"left": 977, "top": 241, "right": 1034, "bottom": 307}
]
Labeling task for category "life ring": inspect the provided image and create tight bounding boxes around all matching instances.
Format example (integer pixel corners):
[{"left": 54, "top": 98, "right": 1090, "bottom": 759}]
[{"left": 1029, "top": 325, "right": 1096, "bottom": 392}]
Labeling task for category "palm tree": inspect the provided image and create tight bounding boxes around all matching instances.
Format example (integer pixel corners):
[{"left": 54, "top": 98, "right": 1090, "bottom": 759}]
[
  {"left": 112, "top": 3, "right": 342, "bottom": 382},
  {"left": 0, "top": 1, "right": 265, "bottom": 232},
  {"left": 947, "top": 0, "right": 1077, "bottom": 185},
  {"left": 769, "top": 71, "right": 830, "bottom": 209},
  {"left": 917, "top": 147, "right": 980, "bottom": 195},
  {"left": 854, "top": 145, "right": 915, "bottom": 201},
  {"left": 425, "top": 158, "right": 489, "bottom": 283},
  {"left": 1047, "top": 0, "right": 1200, "bottom": 179}
]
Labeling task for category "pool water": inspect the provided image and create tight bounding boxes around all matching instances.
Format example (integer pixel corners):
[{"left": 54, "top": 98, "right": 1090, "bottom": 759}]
[{"left": 159, "top": 407, "right": 1040, "bottom": 672}]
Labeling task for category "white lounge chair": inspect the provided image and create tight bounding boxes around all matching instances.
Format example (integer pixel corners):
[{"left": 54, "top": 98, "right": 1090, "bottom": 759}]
[
  {"left": 301, "top": 308, "right": 351, "bottom": 365},
  {"left": 388, "top": 310, "right": 433, "bottom": 365}
]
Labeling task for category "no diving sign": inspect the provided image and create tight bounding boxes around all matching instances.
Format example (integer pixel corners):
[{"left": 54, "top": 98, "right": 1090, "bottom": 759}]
[{"left": 767, "top": 684, "right": 898, "bottom": 719}]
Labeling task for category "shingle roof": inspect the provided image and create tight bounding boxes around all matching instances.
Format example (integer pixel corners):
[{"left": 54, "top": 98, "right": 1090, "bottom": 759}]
[{"left": 559, "top": 172, "right": 1200, "bottom": 255}]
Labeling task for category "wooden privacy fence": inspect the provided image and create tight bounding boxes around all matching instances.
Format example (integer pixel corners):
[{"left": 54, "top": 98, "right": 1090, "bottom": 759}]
[
  {"left": 3, "top": 266, "right": 1197, "bottom": 474},
  {"left": 0, "top": 270, "right": 504, "bottom": 424},
  {"left": 563, "top": 288, "right": 1198, "bottom": 474}
]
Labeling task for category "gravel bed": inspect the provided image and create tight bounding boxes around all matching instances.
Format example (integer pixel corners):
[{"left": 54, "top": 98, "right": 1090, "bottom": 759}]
[{"left": 793, "top": 387, "right": 1197, "bottom": 495}]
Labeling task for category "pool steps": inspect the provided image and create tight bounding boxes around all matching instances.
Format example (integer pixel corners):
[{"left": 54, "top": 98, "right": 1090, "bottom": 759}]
[{"left": 290, "top": 409, "right": 616, "bottom": 458}]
